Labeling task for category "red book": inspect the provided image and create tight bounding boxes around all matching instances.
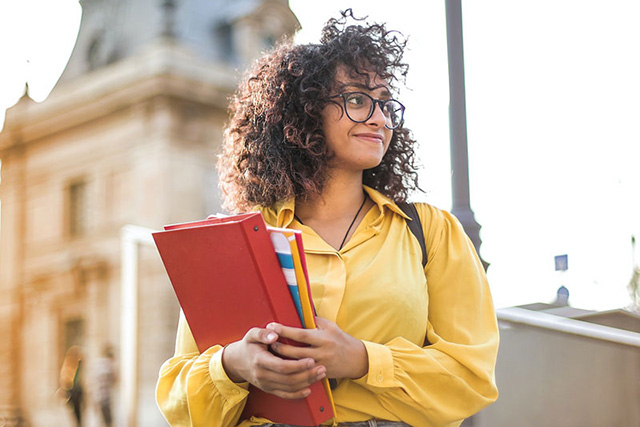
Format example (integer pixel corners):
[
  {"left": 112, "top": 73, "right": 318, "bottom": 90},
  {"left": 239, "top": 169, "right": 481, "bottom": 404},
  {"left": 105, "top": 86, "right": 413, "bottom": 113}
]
[{"left": 152, "top": 212, "right": 334, "bottom": 426}]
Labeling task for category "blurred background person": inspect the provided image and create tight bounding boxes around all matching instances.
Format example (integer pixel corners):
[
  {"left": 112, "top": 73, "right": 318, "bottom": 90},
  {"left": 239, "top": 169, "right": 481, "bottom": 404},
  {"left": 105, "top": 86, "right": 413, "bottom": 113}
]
[
  {"left": 92, "top": 344, "right": 117, "bottom": 427},
  {"left": 58, "top": 345, "right": 84, "bottom": 427}
]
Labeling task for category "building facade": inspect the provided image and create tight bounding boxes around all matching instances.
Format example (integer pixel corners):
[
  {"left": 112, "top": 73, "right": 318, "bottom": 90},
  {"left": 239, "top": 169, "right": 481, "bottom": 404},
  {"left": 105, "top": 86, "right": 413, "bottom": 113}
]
[{"left": 0, "top": 1, "right": 299, "bottom": 425}]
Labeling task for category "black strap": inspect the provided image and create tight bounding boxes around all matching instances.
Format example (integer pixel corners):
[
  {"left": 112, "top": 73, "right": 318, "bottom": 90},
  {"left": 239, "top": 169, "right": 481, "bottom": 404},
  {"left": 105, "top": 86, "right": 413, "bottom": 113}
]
[
  {"left": 398, "top": 202, "right": 431, "bottom": 347},
  {"left": 397, "top": 202, "right": 427, "bottom": 268}
]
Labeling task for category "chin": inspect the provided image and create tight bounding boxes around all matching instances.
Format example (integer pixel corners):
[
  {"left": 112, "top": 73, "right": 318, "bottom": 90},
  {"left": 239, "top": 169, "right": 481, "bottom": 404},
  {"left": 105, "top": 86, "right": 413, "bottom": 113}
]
[
  {"left": 333, "top": 151, "right": 385, "bottom": 171},
  {"left": 358, "top": 158, "right": 384, "bottom": 171}
]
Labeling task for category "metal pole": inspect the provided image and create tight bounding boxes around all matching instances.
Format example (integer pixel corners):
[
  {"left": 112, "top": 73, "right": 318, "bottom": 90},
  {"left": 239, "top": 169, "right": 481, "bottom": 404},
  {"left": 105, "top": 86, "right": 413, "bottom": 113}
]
[{"left": 445, "top": 0, "right": 488, "bottom": 270}]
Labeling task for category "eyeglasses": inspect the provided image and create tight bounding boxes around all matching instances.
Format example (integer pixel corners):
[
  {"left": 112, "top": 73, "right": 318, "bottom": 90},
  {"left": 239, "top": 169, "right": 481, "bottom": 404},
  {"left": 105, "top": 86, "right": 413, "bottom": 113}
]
[{"left": 330, "top": 92, "right": 405, "bottom": 129}]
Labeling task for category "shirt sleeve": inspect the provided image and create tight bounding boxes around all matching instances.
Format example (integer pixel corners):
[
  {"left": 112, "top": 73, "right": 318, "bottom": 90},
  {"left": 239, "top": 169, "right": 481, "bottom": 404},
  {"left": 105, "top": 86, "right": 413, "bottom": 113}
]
[
  {"left": 353, "top": 204, "right": 499, "bottom": 426},
  {"left": 155, "top": 311, "right": 251, "bottom": 427}
]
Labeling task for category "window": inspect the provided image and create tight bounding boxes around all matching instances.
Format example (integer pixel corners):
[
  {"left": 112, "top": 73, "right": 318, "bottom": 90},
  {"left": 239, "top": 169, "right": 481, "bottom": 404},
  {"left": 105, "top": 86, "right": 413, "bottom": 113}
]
[
  {"left": 262, "top": 34, "right": 275, "bottom": 50},
  {"left": 67, "top": 180, "right": 88, "bottom": 237},
  {"left": 216, "top": 23, "right": 234, "bottom": 62},
  {"left": 60, "top": 317, "right": 84, "bottom": 384},
  {"left": 63, "top": 318, "right": 84, "bottom": 352}
]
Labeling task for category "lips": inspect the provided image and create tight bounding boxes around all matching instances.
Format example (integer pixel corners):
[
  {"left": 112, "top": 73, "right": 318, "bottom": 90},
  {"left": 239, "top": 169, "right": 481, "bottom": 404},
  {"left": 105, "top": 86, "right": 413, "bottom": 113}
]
[{"left": 354, "top": 133, "right": 384, "bottom": 143}]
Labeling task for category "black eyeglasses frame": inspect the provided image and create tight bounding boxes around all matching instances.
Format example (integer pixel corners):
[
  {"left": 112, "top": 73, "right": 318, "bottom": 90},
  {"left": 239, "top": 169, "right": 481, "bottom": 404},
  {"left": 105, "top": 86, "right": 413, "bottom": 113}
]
[{"left": 329, "top": 92, "right": 405, "bottom": 130}]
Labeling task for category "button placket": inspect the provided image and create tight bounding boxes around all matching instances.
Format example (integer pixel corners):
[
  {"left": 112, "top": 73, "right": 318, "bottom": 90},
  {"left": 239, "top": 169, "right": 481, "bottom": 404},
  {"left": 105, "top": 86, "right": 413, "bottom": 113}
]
[{"left": 318, "top": 254, "right": 347, "bottom": 323}]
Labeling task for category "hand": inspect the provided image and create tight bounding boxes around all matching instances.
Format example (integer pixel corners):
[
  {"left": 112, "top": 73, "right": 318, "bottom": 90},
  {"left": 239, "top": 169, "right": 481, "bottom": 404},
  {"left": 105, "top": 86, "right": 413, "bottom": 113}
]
[
  {"left": 267, "top": 317, "right": 369, "bottom": 380},
  {"left": 221, "top": 327, "right": 327, "bottom": 399}
]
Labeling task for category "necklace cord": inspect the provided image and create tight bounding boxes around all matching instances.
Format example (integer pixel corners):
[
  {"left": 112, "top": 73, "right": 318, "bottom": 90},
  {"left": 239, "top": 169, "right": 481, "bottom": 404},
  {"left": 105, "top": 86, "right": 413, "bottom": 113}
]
[
  {"left": 293, "top": 194, "right": 368, "bottom": 251},
  {"left": 338, "top": 194, "right": 367, "bottom": 250}
]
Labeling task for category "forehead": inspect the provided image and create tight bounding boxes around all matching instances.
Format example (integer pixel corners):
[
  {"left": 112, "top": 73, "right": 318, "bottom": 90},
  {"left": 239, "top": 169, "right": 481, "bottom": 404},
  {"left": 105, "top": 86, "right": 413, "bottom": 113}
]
[{"left": 333, "top": 65, "right": 391, "bottom": 93}]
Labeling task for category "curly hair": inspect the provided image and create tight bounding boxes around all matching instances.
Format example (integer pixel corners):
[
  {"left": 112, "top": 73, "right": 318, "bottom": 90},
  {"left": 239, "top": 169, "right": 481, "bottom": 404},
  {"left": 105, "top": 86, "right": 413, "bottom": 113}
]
[{"left": 218, "top": 9, "right": 421, "bottom": 212}]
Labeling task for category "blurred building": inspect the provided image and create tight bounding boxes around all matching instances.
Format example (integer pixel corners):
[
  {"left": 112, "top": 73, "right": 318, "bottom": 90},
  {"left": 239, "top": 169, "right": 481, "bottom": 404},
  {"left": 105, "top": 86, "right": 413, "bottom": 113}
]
[{"left": 0, "top": 1, "right": 299, "bottom": 425}]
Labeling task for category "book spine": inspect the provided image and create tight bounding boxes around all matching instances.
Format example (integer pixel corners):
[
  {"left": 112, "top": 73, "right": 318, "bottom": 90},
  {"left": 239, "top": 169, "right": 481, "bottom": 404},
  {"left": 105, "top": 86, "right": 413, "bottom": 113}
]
[{"left": 242, "top": 216, "right": 302, "bottom": 329}]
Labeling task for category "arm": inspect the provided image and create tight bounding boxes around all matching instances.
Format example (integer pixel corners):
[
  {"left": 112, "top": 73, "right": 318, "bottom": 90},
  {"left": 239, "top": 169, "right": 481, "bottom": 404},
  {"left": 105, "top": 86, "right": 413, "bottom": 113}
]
[
  {"left": 155, "top": 312, "right": 249, "bottom": 427},
  {"left": 358, "top": 205, "right": 499, "bottom": 425},
  {"left": 269, "top": 204, "right": 499, "bottom": 426},
  {"left": 156, "top": 313, "right": 326, "bottom": 427}
]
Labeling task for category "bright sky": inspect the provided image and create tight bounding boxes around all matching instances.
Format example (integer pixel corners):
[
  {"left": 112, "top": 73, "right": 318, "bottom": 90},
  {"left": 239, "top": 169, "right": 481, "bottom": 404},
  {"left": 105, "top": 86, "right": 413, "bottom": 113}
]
[{"left": 1, "top": 0, "right": 639, "bottom": 311}]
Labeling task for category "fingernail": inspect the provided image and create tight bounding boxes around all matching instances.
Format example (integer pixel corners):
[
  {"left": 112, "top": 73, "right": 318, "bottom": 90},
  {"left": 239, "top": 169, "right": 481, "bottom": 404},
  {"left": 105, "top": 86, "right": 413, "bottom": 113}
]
[
  {"left": 302, "top": 389, "right": 311, "bottom": 397},
  {"left": 266, "top": 323, "right": 277, "bottom": 330},
  {"left": 267, "top": 332, "right": 277, "bottom": 341},
  {"left": 317, "top": 366, "right": 326, "bottom": 376}
]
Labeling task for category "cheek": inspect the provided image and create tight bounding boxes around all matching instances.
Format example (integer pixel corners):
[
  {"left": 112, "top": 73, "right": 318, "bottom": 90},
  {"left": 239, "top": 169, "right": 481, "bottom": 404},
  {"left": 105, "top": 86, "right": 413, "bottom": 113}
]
[
  {"left": 383, "top": 132, "right": 394, "bottom": 152},
  {"left": 322, "top": 106, "right": 351, "bottom": 140},
  {"left": 322, "top": 104, "right": 345, "bottom": 126}
]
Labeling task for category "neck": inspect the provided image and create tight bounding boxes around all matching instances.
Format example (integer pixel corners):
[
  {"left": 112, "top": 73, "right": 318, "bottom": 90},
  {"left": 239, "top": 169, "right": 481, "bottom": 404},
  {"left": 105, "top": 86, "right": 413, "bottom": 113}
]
[{"left": 295, "top": 170, "right": 366, "bottom": 222}]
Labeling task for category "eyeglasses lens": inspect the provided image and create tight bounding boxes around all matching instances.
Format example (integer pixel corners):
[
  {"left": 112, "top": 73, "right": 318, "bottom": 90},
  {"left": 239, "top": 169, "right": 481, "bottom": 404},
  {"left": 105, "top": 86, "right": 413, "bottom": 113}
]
[
  {"left": 343, "top": 93, "right": 371, "bottom": 122},
  {"left": 384, "top": 100, "right": 403, "bottom": 129}
]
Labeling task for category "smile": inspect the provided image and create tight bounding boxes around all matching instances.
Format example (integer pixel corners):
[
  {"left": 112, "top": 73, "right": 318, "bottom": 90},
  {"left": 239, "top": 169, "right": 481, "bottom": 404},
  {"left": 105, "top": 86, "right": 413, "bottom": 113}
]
[{"left": 354, "top": 133, "right": 384, "bottom": 143}]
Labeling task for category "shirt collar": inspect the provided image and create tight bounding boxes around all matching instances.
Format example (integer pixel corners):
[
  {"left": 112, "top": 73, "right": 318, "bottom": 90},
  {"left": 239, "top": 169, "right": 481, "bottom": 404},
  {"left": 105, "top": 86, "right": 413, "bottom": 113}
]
[
  {"left": 259, "top": 198, "right": 296, "bottom": 228},
  {"left": 362, "top": 186, "right": 411, "bottom": 220},
  {"left": 259, "top": 185, "right": 410, "bottom": 227}
]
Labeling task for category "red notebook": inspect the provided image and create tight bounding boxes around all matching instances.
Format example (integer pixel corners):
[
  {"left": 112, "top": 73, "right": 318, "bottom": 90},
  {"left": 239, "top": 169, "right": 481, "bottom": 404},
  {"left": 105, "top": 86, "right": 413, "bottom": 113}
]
[{"left": 152, "top": 212, "right": 334, "bottom": 426}]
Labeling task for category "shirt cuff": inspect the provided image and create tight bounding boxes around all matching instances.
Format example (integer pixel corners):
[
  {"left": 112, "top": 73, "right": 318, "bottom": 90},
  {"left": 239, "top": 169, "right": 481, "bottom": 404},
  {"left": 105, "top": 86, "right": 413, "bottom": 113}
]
[
  {"left": 352, "top": 340, "right": 396, "bottom": 391},
  {"left": 207, "top": 347, "right": 250, "bottom": 404}
]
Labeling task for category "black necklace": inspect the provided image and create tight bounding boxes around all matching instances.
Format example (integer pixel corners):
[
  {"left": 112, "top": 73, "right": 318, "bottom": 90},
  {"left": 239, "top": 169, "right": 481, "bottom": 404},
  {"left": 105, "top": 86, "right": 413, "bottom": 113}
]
[
  {"left": 294, "top": 194, "right": 368, "bottom": 250},
  {"left": 338, "top": 195, "right": 367, "bottom": 250}
]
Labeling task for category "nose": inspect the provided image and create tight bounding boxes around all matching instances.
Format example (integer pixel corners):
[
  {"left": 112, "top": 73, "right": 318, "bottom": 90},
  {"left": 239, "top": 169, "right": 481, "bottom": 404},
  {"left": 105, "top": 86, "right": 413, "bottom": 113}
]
[{"left": 367, "top": 101, "right": 387, "bottom": 127}]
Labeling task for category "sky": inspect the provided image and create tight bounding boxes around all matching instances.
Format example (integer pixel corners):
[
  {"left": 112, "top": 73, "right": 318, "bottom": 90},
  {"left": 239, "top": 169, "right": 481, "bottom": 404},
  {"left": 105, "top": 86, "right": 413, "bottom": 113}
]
[{"left": 1, "top": 0, "right": 639, "bottom": 311}]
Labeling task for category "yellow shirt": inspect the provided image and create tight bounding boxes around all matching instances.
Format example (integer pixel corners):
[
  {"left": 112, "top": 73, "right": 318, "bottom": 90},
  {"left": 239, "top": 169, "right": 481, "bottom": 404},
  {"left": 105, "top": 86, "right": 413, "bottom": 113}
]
[{"left": 156, "top": 186, "right": 499, "bottom": 427}]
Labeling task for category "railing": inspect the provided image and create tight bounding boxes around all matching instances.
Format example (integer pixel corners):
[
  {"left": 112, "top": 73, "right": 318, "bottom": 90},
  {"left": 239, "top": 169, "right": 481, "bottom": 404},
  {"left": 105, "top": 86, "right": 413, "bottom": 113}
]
[{"left": 497, "top": 307, "right": 640, "bottom": 348}]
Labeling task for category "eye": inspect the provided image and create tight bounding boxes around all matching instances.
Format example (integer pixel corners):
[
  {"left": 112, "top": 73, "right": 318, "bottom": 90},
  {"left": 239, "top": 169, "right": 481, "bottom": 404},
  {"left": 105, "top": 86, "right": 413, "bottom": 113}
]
[{"left": 344, "top": 93, "right": 368, "bottom": 107}]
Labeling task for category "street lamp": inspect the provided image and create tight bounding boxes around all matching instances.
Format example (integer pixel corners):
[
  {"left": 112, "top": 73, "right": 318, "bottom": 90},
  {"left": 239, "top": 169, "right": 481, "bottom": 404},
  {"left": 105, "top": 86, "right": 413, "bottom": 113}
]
[{"left": 445, "top": 0, "right": 488, "bottom": 271}]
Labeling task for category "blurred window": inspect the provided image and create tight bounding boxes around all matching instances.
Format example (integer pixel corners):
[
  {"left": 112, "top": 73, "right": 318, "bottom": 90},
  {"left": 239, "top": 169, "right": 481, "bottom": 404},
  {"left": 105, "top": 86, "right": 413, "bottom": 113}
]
[{"left": 68, "top": 180, "right": 88, "bottom": 237}]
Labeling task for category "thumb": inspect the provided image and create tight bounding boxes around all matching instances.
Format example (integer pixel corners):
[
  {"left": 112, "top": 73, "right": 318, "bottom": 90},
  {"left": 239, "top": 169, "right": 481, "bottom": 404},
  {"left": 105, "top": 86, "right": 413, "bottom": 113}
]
[
  {"left": 262, "top": 328, "right": 279, "bottom": 344},
  {"left": 314, "top": 316, "right": 330, "bottom": 329},
  {"left": 244, "top": 327, "right": 278, "bottom": 345}
]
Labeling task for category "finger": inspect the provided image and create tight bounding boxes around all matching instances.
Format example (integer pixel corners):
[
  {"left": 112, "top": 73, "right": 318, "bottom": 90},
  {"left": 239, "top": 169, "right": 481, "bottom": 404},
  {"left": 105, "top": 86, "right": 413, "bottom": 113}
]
[
  {"left": 261, "top": 367, "right": 325, "bottom": 392},
  {"left": 255, "top": 353, "right": 326, "bottom": 386},
  {"left": 258, "top": 354, "right": 316, "bottom": 376},
  {"left": 266, "top": 323, "right": 319, "bottom": 346},
  {"left": 270, "top": 341, "right": 315, "bottom": 361},
  {"left": 313, "top": 316, "right": 332, "bottom": 330},
  {"left": 244, "top": 327, "right": 279, "bottom": 345},
  {"left": 271, "top": 387, "right": 312, "bottom": 400},
  {"left": 255, "top": 363, "right": 327, "bottom": 392}
]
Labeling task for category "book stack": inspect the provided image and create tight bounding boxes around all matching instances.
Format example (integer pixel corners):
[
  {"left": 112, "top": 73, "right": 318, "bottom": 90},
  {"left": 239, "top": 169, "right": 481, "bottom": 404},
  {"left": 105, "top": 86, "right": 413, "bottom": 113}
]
[{"left": 153, "top": 212, "right": 335, "bottom": 426}]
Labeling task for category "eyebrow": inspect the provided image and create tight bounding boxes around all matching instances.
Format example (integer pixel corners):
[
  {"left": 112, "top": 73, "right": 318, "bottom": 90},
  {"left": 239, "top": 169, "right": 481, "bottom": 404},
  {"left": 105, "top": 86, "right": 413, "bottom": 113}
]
[{"left": 339, "top": 82, "right": 392, "bottom": 98}]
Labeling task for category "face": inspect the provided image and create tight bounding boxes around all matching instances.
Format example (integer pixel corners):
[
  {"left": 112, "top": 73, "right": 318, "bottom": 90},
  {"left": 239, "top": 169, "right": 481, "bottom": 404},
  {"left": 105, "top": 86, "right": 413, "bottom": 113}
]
[{"left": 322, "top": 66, "right": 394, "bottom": 173}]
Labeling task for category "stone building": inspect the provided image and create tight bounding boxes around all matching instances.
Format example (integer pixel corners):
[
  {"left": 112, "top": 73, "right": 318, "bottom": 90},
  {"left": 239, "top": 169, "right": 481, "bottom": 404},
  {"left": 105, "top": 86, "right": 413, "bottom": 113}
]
[{"left": 0, "top": 1, "right": 299, "bottom": 425}]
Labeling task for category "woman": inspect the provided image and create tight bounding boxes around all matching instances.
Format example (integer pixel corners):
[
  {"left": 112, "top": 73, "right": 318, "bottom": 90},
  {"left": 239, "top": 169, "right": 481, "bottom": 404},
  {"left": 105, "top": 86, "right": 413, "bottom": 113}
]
[{"left": 156, "top": 10, "right": 499, "bottom": 427}]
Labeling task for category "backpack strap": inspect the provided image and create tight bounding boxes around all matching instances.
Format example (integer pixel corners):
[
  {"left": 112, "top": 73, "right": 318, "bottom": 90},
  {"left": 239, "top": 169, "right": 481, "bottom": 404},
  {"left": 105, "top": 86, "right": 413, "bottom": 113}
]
[
  {"left": 398, "top": 202, "right": 431, "bottom": 347},
  {"left": 397, "top": 202, "right": 427, "bottom": 268}
]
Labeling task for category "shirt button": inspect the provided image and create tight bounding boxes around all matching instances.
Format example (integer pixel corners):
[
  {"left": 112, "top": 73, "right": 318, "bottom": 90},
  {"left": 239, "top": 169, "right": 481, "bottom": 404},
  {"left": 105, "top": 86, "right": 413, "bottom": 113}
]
[{"left": 376, "top": 374, "right": 384, "bottom": 382}]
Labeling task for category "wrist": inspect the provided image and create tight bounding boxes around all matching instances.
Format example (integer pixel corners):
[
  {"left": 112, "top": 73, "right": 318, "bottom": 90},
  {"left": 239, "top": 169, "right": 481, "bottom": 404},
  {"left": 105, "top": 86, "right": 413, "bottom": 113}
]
[
  {"left": 221, "top": 342, "right": 245, "bottom": 383},
  {"left": 348, "top": 338, "right": 369, "bottom": 379}
]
